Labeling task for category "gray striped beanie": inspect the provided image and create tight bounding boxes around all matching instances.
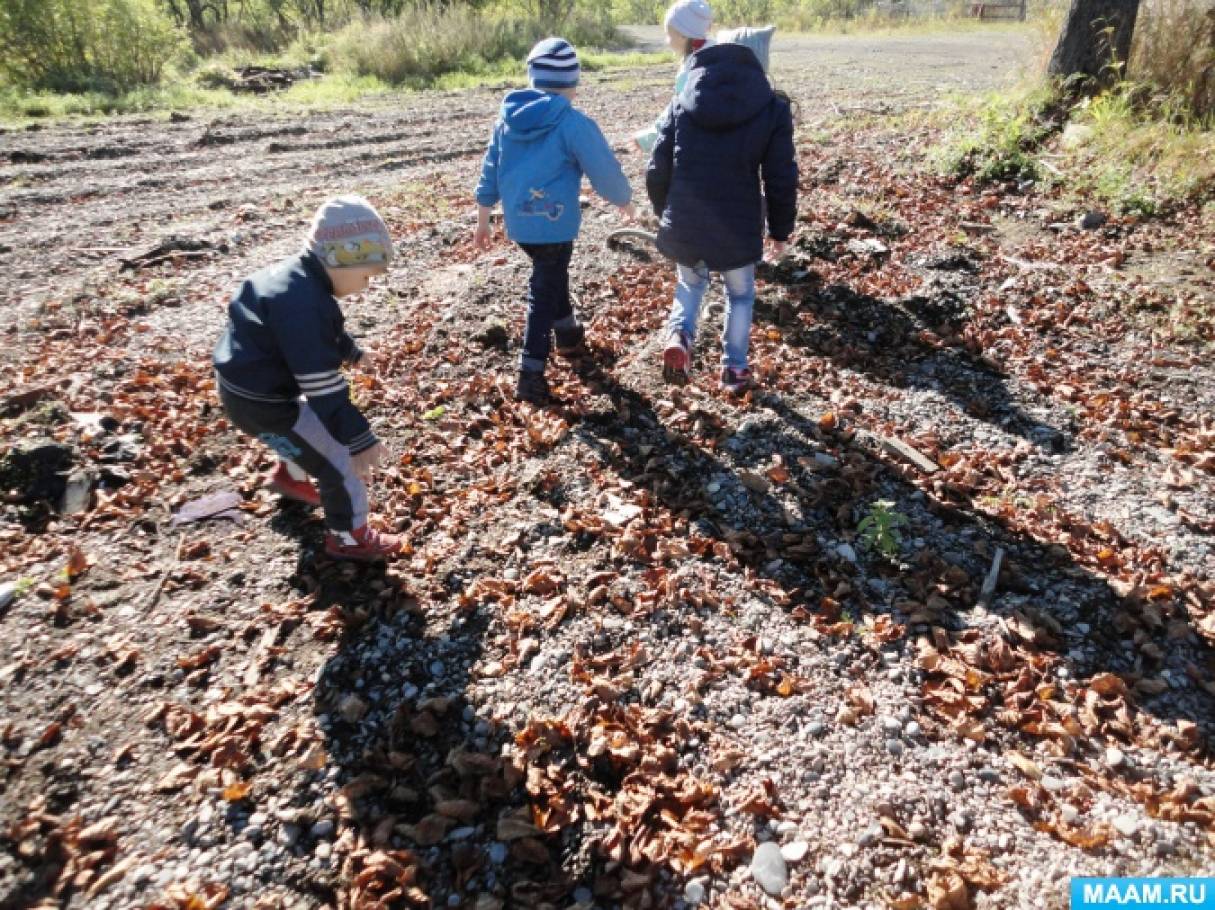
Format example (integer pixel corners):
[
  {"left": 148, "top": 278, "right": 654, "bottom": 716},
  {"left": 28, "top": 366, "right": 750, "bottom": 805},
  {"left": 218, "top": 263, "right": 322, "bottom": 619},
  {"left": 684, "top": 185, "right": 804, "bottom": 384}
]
[
  {"left": 306, "top": 195, "right": 393, "bottom": 270},
  {"left": 527, "top": 37, "right": 580, "bottom": 89}
]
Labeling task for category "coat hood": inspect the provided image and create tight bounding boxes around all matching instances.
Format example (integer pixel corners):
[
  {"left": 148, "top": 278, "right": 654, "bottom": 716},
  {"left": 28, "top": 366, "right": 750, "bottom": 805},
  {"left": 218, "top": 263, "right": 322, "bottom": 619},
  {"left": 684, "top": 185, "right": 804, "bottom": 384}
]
[
  {"left": 676, "top": 43, "right": 773, "bottom": 131},
  {"left": 500, "top": 88, "right": 571, "bottom": 140}
]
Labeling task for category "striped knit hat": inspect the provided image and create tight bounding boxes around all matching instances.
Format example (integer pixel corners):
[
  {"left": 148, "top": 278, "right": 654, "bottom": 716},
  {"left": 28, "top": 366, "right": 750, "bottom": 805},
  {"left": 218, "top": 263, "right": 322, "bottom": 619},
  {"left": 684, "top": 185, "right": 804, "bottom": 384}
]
[
  {"left": 526, "top": 37, "right": 580, "bottom": 90},
  {"left": 306, "top": 195, "right": 393, "bottom": 270}
]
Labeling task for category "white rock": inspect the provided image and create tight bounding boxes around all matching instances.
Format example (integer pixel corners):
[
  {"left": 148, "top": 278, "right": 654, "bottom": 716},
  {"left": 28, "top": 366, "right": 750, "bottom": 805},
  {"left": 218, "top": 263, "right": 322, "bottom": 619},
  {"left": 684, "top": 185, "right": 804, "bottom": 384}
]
[
  {"left": 684, "top": 880, "right": 707, "bottom": 904},
  {"left": 781, "top": 841, "right": 809, "bottom": 863},
  {"left": 1105, "top": 747, "right": 1126, "bottom": 769},
  {"left": 836, "top": 543, "right": 858, "bottom": 563},
  {"left": 602, "top": 494, "right": 644, "bottom": 528},
  {"left": 1113, "top": 813, "right": 1139, "bottom": 837},
  {"left": 750, "top": 842, "right": 788, "bottom": 895}
]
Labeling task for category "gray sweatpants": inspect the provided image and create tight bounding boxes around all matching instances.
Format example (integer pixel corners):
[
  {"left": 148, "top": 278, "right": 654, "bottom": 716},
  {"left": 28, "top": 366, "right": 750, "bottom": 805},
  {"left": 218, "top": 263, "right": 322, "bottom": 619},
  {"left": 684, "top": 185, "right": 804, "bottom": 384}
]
[{"left": 219, "top": 386, "right": 368, "bottom": 532}]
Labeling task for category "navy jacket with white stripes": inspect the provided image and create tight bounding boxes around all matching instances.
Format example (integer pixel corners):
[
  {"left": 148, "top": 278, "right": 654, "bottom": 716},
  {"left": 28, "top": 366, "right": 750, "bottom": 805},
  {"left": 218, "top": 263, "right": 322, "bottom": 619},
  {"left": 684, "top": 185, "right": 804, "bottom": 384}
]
[{"left": 213, "top": 252, "right": 377, "bottom": 454}]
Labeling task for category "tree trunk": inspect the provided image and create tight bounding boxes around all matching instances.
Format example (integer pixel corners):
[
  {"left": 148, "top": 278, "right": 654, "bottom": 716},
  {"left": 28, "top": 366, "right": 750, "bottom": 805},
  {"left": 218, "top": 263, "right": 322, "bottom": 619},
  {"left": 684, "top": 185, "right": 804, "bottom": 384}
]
[{"left": 1048, "top": 0, "right": 1140, "bottom": 90}]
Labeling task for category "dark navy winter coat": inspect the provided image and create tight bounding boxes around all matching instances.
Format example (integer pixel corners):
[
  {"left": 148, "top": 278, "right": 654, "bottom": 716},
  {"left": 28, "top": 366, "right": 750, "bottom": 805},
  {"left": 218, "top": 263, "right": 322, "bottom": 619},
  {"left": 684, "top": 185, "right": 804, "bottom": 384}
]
[
  {"left": 213, "top": 252, "right": 376, "bottom": 454},
  {"left": 645, "top": 43, "right": 798, "bottom": 272}
]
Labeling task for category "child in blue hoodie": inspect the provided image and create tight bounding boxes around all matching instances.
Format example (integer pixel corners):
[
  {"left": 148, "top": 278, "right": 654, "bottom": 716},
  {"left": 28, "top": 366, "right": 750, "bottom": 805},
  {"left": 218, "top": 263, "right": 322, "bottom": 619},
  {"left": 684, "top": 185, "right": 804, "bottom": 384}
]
[{"left": 473, "top": 37, "right": 635, "bottom": 405}]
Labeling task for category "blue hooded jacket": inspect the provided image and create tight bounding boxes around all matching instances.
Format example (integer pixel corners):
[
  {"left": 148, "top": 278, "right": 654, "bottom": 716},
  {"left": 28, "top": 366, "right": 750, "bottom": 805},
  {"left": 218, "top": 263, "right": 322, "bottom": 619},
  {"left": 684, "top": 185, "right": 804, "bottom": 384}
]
[
  {"left": 646, "top": 44, "right": 798, "bottom": 271},
  {"left": 475, "top": 89, "right": 632, "bottom": 244}
]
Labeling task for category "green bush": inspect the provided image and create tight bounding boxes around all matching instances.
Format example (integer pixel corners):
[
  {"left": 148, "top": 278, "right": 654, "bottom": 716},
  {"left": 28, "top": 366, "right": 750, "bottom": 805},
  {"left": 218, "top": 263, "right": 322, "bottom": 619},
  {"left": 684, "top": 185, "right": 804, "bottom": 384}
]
[
  {"left": 940, "top": 83, "right": 1066, "bottom": 184},
  {"left": 0, "top": 0, "right": 185, "bottom": 93}
]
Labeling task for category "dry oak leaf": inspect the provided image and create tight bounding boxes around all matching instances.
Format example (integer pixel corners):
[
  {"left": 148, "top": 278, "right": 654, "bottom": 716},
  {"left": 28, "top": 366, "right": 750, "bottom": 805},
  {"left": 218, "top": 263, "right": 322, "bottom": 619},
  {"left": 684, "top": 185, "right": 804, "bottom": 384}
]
[
  {"left": 435, "top": 799, "right": 481, "bottom": 822},
  {"left": 1007, "top": 753, "right": 1043, "bottom": 781},
  {"left": 404, "top": 814, "right": 454, "bottom": 846},
  {"left": 497, "top": 817, "right": 543, "bottom": 841},
  {"left": 511, "top": 837, "right": 551, "bottom": 865},
  {"left": 927, "top": 871, "right": 970, "bottom": 910},
  {"left": 410, "top": 711, "right": 440, "bottom": 737},
  {"left": 522, "top": 568, "right": 563, "bottom": 596}
]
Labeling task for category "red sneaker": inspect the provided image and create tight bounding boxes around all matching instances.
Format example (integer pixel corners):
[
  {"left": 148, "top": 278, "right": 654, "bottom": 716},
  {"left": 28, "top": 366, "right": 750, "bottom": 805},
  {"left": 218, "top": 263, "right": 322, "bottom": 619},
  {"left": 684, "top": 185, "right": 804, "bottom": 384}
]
[
  {"left": 662, "top": 330, "right": 691, "bottom": 384},
  {"left": 324, "top": 524, "right": 403, "bottom": 562},
  {"left": 266, "top": 462, "right": 321, "bottom": 506}
]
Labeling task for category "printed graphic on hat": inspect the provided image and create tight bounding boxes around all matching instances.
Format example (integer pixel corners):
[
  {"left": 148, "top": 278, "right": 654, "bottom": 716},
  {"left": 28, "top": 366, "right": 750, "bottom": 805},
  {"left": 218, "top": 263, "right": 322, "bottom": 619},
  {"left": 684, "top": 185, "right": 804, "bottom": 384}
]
[
  {"left": 519, "top": 188, "right": 565, "bottom": 222},
  {"left": 320, "top": 237, "right": 390, "bottom": 268}
]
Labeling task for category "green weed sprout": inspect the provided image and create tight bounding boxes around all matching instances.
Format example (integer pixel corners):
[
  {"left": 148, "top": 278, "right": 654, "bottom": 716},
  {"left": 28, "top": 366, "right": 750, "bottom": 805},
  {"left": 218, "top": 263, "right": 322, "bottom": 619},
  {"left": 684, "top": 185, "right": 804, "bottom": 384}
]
[{"left": 858, "top": 500, "right": 909, "bottom": 559}]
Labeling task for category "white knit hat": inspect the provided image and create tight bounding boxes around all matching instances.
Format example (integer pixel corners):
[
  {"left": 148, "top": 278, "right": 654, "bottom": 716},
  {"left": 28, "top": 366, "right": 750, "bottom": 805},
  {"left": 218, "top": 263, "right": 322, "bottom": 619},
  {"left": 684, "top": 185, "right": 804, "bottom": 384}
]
[
  {"left": 306, "top": 195, "right": 393, "bottom": 270},
  {"left": 664, "top": 0, "right": 713, "bottom": 40}
]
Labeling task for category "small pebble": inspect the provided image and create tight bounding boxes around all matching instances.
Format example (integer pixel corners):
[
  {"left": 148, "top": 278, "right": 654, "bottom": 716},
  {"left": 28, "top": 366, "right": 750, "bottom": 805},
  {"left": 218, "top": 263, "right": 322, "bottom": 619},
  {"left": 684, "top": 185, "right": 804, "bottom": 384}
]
[
  {"left": 750, "top": 842, "right": 789, "bottom": 896},
  {"left": 781, "top": 841, "right": 809, "bottom": 863},
  {"left": 1113, "top": 814, "right": 1139, "bottom": 837},
  {"left": 684, "top": 880, "right": 707, "bottom": 905}
]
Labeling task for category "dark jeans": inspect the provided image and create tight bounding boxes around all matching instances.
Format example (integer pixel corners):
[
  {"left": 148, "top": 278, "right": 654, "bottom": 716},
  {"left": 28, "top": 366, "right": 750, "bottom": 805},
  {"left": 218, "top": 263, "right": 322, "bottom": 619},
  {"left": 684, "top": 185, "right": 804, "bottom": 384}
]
[{"left": 519, "top": 241, "right": 574, "bottom": 373}]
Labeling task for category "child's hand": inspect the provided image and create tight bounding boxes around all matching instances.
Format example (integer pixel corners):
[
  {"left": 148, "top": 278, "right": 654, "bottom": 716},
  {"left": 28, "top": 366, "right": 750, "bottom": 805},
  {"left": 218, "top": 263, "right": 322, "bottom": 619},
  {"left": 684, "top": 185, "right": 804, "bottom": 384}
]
[
  {"left": 351, "top": 442, "right": 386, "bottom": 484},
  {"left": 765, "top": 238, "right": 789, "bottom": 262},
  {"left": 619, "top": 203, "right": 637, "bottom": 224},
  {"left": 473, "top": 223, "right": 494, "bottom": 251}
]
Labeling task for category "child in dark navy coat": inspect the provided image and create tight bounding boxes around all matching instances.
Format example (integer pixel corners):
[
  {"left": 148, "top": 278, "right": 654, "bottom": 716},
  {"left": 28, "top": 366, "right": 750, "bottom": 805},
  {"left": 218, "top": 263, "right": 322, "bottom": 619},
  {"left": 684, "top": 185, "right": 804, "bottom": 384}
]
[
  {"left": 213, "top": 195, "right": 401, "bottom": 562},
  {"left": 646, "top": 42, "right": 798, "bottom": 392}
]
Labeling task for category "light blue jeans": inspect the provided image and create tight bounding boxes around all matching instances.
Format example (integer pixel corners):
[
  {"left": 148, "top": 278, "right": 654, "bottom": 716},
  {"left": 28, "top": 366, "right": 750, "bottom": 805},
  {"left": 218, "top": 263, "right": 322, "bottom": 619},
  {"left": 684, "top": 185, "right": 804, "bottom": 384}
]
[{"left": 665, "top": 262, "right": 756, "bottom": 371}]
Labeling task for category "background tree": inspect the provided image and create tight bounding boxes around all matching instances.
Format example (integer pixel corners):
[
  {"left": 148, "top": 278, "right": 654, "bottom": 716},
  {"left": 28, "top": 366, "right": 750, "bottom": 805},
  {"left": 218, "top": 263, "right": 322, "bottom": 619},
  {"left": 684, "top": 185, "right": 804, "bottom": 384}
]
[{"left": 1048, "top": 0, "right": 1141, "bottom": 91}]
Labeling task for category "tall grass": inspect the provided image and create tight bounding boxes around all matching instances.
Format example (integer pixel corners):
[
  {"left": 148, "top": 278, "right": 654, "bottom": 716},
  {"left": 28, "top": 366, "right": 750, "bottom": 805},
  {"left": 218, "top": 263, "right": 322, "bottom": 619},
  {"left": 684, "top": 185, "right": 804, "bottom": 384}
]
[
  {"left": 613, "top": 0, "right": 975, "bottom": 28},
  {"left": 1064, "top": 85, "right": 1214, "bottom": 213},
  {"left": 1129, "top": 0, "right": 1214, "bottom": 119},
  {"left": 327, "top": 4, "right": 622, "bottom": 86}
]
